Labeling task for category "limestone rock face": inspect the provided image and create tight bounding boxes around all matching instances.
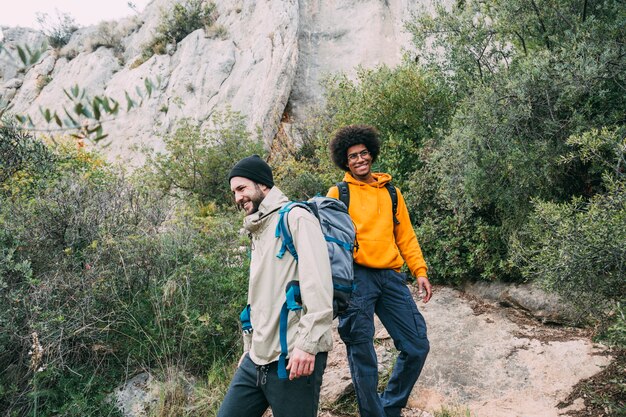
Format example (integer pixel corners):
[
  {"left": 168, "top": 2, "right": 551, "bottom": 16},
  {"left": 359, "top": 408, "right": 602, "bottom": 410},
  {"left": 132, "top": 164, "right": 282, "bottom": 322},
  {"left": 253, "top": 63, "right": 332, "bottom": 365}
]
[
  {"left": 0, "top": 0, "right": 430, "bottom": 164},
  {"left": 291, "top": 0, "right": 423, "bottom": 121}
]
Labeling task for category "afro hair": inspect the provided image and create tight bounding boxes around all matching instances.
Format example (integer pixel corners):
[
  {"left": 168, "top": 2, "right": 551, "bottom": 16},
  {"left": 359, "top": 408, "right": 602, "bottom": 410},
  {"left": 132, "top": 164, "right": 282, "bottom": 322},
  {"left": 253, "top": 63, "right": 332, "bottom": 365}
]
[{"left": 329, "top": 124, "right": 381, "bottom": 171}]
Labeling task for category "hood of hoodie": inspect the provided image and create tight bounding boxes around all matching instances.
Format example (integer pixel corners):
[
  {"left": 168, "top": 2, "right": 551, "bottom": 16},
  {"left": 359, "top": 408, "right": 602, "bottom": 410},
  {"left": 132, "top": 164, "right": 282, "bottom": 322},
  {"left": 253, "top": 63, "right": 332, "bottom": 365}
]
[
  {"left": 342, "top": 171, "right": 392, "bottom": 187},
  {"left": 340, "top": 171, "right": 393, "bottom": 220},
  {"left": 243, "top": 186, "right": 288, "bottom": 235}
]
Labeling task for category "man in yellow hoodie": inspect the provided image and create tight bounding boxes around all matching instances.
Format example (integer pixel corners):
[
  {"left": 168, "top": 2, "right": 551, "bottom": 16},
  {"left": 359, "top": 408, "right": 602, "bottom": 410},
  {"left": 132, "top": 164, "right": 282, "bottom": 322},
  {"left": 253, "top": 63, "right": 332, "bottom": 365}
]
[{"left": 327, "top": 125, "right": 432, "bottom": 417}]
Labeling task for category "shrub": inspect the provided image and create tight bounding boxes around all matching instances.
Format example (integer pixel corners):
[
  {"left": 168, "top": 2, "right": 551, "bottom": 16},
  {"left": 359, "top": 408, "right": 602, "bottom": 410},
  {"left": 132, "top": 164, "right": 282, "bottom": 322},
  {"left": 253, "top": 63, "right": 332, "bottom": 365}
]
[
  {"left": 0, "top": 120, "right": 56, "bottom": 194},
  {"left": 0, "top": 141, "right": 248, "bottom": 415},
  {"left": 511, "top": 127, "right": 626, "bottom": 326},
  {"left": 88, "top": 21, "right": 126, "bottom": 57},
  {"left": 36, "top": 10, "right": 79, "bottom": 49},
  {"left": 272, "top": 156, "right": 327, "bottom": 200},
  {"left": 207, "top": 24, "right": 228, "bottom": 40},
  {"left": 269, "top": 125, "right": 330, "bottom": 200},
  {"left": 395, "top": 0, "right": 626, "bottom": 284},
  {"left": 143, "top": 0, "right": 217, "bottom": 59},
  {"left": 321, "top": 63, "right": 453, "bottom": 186},
  {"left": 143, "top": 109, "right": 265, "bottom": 206},
  {"left": 35, "top": 74, "right": 52, "bottom": 92},
  {"left": 512, "top": 181, "right": 625, "bottom": 324}
]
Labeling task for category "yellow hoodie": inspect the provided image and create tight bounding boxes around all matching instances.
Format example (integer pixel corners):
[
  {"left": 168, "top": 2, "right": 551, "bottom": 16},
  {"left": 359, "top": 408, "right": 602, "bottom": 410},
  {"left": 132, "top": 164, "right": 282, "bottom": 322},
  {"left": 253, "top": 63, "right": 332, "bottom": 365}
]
[{"left": 327, "top": 172, "right": 428, "bottom": 278}]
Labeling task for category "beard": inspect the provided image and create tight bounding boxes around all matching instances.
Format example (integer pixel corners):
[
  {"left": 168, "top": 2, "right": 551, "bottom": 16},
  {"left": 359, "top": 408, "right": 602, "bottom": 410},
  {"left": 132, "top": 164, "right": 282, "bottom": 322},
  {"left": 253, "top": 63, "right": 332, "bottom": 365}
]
[{"left": 238, "top": 184, "right": 265, "bottom": 215}]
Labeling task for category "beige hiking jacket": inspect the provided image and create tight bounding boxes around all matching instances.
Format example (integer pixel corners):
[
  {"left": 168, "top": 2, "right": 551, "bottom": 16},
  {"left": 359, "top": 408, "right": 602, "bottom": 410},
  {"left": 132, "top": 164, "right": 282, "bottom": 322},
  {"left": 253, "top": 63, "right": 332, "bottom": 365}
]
[{"left": 242, "top": 186, "right": 333, "bottom": 365}]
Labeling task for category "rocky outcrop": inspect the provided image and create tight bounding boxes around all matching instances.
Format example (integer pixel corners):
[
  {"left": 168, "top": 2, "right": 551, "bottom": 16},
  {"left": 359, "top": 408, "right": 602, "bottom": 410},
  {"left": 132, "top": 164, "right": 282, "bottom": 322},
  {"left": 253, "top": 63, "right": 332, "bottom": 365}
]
[
  {"left": 463, "top": 282, "right": 580, "bottom": 325},
  {"left": 1, "top": 0, "right": 433, "bottom": 165},
  {"left": 290, "top": 0, "right": 419, "bottom": 121},
  {"left": 407, "top": 286, "right": 609, "bottom": 416},
  {"left": 314, "top": 285, "right": 610, "bottom": 417}
]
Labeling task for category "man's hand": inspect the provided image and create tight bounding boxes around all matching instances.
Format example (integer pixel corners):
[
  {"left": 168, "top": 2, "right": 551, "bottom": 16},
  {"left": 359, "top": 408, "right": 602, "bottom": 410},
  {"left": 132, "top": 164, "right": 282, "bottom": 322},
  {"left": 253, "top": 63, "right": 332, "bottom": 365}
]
[
  {"left": 286, "top": 348, "right": 315, "bottom": 380},
  {"left": 416, "top": 276, "right": 432, "bottom": 303}
]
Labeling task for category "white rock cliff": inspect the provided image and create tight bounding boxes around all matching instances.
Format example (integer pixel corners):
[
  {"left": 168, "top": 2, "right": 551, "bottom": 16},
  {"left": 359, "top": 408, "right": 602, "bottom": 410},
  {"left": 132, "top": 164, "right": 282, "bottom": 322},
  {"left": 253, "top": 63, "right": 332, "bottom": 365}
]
[{"left": 0, "top": 0, "right": 433, "bottom": 164}]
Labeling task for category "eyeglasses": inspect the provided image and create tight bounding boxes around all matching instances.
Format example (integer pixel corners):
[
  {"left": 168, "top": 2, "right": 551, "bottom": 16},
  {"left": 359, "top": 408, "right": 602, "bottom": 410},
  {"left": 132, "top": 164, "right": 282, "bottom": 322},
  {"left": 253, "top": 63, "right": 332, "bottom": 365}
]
[{"left": 347, "top": 149, "right": 370, "bottom": 162}]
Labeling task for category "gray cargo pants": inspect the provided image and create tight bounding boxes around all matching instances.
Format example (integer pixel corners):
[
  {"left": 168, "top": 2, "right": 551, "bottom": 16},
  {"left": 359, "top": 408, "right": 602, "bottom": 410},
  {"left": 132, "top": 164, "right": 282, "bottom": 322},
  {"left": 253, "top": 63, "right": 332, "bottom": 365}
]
[{"left": 217, "top": 352, "right": 328, "bottom": 417}]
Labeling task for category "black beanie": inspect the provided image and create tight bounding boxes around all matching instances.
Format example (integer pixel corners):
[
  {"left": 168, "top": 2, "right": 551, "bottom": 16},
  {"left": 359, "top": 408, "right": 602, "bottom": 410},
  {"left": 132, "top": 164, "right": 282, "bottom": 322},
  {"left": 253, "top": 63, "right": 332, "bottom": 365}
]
[{"left": 228, "top": 155, "right": 274, "bottom": 188}]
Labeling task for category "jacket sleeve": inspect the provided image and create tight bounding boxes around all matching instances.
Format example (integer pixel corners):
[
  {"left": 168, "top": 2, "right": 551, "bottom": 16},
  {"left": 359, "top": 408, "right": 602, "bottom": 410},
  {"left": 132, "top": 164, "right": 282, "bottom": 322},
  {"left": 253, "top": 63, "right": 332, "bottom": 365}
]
[
  {"left": 393, "top": 188, "right": 428, "bottom": 278},
  {"left": 288, "top": 209, "right": 334, "bottom": 354},
  {"left": 327, "top": 186, "right": 339, "bottom": 199}
]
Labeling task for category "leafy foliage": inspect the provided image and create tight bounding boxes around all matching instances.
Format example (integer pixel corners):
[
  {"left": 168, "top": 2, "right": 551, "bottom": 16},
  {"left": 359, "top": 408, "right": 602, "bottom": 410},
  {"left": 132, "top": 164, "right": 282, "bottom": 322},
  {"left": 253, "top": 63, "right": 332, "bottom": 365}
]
[
  {"left": 12, "top": 77, "right": 161, "bottom": 144},
  {"left": 143, "top": 0, "right": 217, "bottom": 58},
  {"left": 513, "top": 182, "right": 625, "bottom": 318},
  {"left": 511, "top": 127, "right": 625, "bottom": 327},
  {"left": 0, "top": 130, "right": 248, "bottom": 415},
  {"left": 143, "top": 109, "right": 264, "bottom": 205},
  {"left": 321, "top": 63, "right": 453, "bottom": 186},
  {"left": 396, "top": 0, "right": 626, "bottom": 283},
  {"left": 0, "top": 120, "right": 56, "bottom": 187},
  {"left": 272, "top": 62, "right": 453, "bottom": 203}
]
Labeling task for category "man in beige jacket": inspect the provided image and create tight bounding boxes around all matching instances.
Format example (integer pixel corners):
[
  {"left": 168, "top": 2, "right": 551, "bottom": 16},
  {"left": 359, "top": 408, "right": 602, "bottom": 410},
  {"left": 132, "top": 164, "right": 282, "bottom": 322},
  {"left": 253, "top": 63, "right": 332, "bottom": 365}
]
[{"left": 218, "top": 155, "right": 334, "bottom": 417}]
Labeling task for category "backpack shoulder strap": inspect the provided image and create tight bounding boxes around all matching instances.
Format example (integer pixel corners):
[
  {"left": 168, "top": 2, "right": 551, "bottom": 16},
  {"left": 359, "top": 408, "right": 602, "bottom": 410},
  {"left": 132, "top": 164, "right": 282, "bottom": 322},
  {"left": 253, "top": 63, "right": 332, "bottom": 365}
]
[
  {"left": 240, "top": 304, "right": 252, "bottom": 334},
  {"left": 278, "top": 281, "right": 302, "bottom": 379},
  {"left": 275, "top": 202, "right": 312, "bottom": 261},
  {"left": 336, "top": 181, "right": 350, "bottom": 210},
  {"left": 384, "top": 183, "right": 400, "bottom": 225}
]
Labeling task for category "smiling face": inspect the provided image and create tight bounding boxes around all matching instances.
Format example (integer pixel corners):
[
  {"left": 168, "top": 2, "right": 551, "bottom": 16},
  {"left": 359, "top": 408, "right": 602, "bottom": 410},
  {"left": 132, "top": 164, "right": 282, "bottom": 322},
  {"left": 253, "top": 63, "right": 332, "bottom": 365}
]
[
  {"left": 230, "top": 176, "right": 268, "bottom": 215},
  {"left": 346, "top": 144, "right": 374, "bottom": 183}
]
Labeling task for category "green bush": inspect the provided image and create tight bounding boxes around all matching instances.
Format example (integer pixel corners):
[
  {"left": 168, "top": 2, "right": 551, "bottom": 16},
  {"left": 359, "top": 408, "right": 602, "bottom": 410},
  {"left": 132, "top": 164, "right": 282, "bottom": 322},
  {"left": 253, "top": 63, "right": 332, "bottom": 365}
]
[
  {"left": 512, "top": 180, "right": 625, "bottom": 324},
  {"left": 0, "top": 120, "right": 56, "bottom": 190},
  {"left": 143, "top": 109, "right": 265, "bottom": 206},
  {"left": 143, "top": 0, "right": 217, "bottom": 58},
  {"left": 511, "top": 127, "right": 625, "bottom": 327},
  {"left": 321, "top": 63, "right": 453, "bottom": 186},
  {"left": 0, "top": 136, "right": 248, "bottom": 415},
  {"left": 269, "top": 129, "right": 330, "bottom": 200},
  {"left": 395, "top": 0, "right": 626, "bottom": 284}
]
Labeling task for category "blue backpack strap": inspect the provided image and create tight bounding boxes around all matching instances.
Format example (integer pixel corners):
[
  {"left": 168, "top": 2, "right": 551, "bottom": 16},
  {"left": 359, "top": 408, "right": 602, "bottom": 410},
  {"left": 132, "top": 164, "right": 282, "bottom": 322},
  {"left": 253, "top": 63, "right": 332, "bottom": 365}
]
[
  {"left": 278, "top": 281, "right": 302, "bottom": 379},
  {"left": 325, "top": 235, "right": 354, "bottom": 251},
  {"left": 240, "top": 304, "right": 252, "bottom": 334},
  {"left": 275, "top": 202, "right": 299, "bottom": 260},
  {"left": 276, "top": 202, "right": 312, "bottom": 261}
]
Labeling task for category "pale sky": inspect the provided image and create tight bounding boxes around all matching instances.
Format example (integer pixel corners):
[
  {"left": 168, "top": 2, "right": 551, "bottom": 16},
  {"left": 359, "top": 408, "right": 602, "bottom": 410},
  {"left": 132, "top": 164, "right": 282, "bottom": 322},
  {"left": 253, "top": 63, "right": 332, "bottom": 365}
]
[{"left": 0, "top": 0, "right": 152, "bottom": 29}]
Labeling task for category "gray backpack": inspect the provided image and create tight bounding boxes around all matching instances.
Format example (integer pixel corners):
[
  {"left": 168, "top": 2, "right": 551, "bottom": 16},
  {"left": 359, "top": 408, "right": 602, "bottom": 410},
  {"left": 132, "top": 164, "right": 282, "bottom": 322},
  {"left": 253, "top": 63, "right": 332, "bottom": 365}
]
[
  {"left": 241, "top": 196, "right": 357, "bottom": 379},
  {"left": 275, "top": 196, "right": 357, "bottom": 318}
]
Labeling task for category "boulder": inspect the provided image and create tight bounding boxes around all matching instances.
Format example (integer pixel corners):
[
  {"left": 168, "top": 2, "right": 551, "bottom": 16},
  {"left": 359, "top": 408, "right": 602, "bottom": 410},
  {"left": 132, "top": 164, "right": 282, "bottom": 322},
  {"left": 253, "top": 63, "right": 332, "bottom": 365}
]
[{"left": 463, "top": 282, "right": 579, "bottom": 325}]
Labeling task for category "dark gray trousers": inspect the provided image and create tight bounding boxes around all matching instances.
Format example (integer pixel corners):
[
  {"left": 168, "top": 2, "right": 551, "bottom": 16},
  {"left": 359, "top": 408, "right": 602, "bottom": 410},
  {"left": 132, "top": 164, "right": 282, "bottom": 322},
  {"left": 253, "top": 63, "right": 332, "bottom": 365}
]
[
  {"left": 217, "top": 352, "right": 328, "bottom": 417},
  {"left": 338, "top": 265, "right": 429, "bottom": 417}
]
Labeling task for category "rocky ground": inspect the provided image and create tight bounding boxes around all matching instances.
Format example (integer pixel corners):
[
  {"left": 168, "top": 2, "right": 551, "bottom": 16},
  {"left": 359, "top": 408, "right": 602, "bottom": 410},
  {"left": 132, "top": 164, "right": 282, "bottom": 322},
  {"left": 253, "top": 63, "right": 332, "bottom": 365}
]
[
  {"left": 311, "top": 284, "right": 615, "bottom": 417},
  {"left": 117, "top": 283, "right": 618, "bottom": 417}
]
